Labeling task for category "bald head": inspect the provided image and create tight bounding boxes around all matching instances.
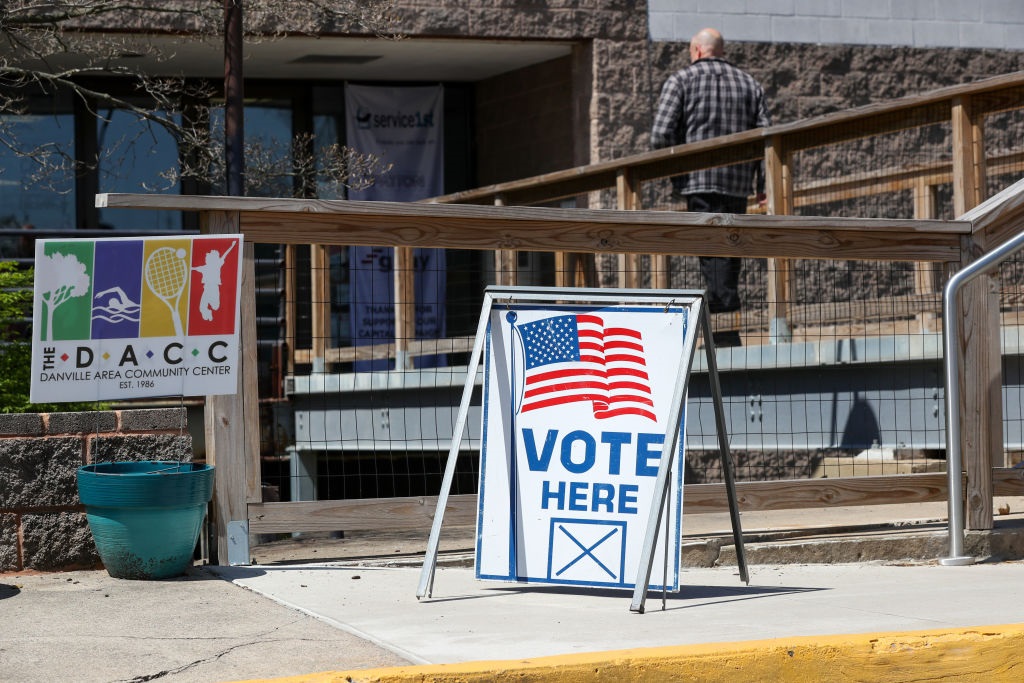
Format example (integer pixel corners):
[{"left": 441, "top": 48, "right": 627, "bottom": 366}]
[{"left": 689, "top": 28, "right": 724, "bottom": 62}]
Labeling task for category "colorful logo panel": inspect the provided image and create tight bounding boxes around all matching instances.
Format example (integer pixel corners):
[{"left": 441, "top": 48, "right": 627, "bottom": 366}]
[
  {"left": 140, "top": 239, "right": 192, "bottom": 338},
  {"left": 187, "top": 237, "right": 240, "bottom": 336},
  {"left": 39, "top": 241, "right": 94, "bottom": 342},
  {"left": 92, "top": 240, "right": 143, "bottom": 340}
]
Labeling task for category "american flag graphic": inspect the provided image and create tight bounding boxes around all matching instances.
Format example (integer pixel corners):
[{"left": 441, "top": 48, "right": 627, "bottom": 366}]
[{"left": 517, "top": 313, "right": 656, "bottom": 422}]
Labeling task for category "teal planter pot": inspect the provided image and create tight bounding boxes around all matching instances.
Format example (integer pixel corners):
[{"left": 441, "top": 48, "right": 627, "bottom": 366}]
[{"left": 77, "top": 461, "right": 215, "bottom": 580}]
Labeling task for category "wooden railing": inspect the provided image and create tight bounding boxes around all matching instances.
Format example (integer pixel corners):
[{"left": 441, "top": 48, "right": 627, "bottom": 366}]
[
  {"left": 96, "top": 71, "right": 1024, "bottom": 561},
  {"left": 101, "top": 174, "right": 1024, "bottom": 561},
  {"left": 289, "top": 71, "right": 1024, "bottom": 367}
]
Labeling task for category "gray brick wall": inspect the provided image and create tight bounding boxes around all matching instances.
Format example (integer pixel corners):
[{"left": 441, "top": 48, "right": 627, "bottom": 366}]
[
  {"left": 649, "top": 1, "right": 1024, "bottom": 50},
  {"left": 0, "top": 408, "right": 193, "bottom": 573}
]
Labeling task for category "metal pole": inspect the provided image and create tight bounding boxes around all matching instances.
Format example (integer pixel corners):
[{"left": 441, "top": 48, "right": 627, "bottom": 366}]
[
  {"left": 416, "top": 293, "right": 493, "bottom": 599},
  {"left": 629, "top": 339, "right": 690, "bottom": 614},
  {"left": 630, "top": 299, "right": 705, "bottom": 614},
  {"left": 940, "top": 266, "right": 973, "bottom": 566},
  {"left": 701, "top": 307, "right": 748, "bottom": 583},
  {"left": 940, "top": 222, "right": 1024, "bottom": 565}
]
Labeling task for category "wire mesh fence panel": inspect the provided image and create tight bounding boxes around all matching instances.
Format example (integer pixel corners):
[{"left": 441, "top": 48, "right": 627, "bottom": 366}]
[
  {"left": 246, "top": 78, "right": 1024, "bottom": 554},
  {"left": 274, "top": 245, "right": 487, "bottom": 508}
]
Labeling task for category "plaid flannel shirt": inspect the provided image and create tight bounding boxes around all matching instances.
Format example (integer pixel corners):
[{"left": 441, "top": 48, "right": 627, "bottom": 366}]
[{"left": 651, "top": 58, "right": 770, "bottom": 198}]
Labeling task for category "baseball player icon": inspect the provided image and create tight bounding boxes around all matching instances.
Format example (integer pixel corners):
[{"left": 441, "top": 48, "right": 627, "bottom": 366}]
[{"left": 192, "top": 241, "right": 237, "bottom": 321}]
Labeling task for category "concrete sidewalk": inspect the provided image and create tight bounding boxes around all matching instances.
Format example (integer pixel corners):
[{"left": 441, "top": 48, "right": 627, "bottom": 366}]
[
  {"left": 0, "top": 568, "right": 407, "bottom": 683},
  {"left": 4, "top": 502, "right": 1024, "bottom": 682},
  {"left": 219, "top": 559, "right": 1024, "bottom": 662},
  {"left": 214, "top": 561, "right": 1024, "bottom": 681}
]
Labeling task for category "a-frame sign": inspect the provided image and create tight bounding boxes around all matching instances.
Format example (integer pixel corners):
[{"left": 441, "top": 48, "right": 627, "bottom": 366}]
[{"left": 417, "top": 287, "right": 747, "bottom": 613}]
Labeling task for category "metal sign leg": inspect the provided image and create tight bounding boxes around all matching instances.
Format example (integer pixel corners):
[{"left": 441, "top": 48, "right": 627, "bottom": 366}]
[
  {"left": 700, "top": 307, "right": 748, "bottom": 584},
  {"left": 629, "top": 299, "right": 748, "bottom": 613},
  {"left": 416, "top": 294, "right": 492, "bottom": 599}
]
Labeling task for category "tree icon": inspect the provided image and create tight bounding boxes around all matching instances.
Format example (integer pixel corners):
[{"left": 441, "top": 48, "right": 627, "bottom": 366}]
[{"left": 39, "top": 251, "right": 90, "bottom": 341}]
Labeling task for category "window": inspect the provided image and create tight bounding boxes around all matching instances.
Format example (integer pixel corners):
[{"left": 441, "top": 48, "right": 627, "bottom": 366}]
[
  {"left": 95, "top": 106, "right": 183, "bottom": 231},
  {"left": 0, "top": 93, "right": 75, "bottom": 231}
]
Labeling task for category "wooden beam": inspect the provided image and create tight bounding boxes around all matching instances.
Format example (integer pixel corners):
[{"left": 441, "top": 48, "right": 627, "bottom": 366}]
[
  {"left": 294, "top": 335, "right": 479, "bottom": 365},
  {"left": 247, "top": 469, "right": 1024, "bottom": 533},
  {"left": 761, "top": 72, "right": 1024, "bottom": 154},
  {"left": 241, "top": 244, "right": 261, "bottom": 506},
  {"left": 791, "top": 153, "right": 1024, "bottom": 210},
  {"left": 427, "top": 130, "right": 764, "bottom": 207},
  {"left": 954, "top": 236, "right": 1000, "bottom": 531},
  {"left": 962, "top": 176, "right": 1024, "bottom": 248},
  {"left": 98, "top": 194, "right": 967, "bottom": 263},
  {"left": 249, "top": 495, "right": 478, "bottom": 533}
]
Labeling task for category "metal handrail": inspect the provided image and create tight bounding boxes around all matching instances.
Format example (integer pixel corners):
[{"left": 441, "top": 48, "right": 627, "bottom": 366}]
[{"left": 942, "top": 179, "right": 1024, "bottom": 565}]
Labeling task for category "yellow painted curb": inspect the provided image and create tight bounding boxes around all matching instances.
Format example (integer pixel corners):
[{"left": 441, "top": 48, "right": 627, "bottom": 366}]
[{"left": 235, "top": 623, "right": 1024, "bottom": 682}]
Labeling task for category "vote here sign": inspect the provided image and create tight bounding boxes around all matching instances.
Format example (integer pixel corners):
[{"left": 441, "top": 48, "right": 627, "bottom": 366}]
[
  {"left": 30, "top": 234, "right": 243, "bottom": 403},
  {"left": 476, "top": 302, "right": 694, "bottom": 591}
]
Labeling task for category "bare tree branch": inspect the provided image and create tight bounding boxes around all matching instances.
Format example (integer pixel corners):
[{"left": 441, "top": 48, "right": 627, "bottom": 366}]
[{"left": 0, "top": 0, "right": 402, "bottom": 198}]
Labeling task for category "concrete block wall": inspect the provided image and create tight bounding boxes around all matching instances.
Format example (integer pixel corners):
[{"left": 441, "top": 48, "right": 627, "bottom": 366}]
[
  {"left": 0, "top": 408, "right": 193, "bottom": 573},
  {"left": 648, "top": 1, "right": 1024, "bottom": 50}
]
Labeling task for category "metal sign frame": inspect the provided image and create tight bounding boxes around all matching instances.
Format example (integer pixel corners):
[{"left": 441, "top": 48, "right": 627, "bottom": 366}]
[{"left": 416, "top": 286, "right": 747, "bottom": 612}]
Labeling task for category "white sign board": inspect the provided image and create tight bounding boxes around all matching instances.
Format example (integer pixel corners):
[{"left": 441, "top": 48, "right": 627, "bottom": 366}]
[
  {"left": 30, "top": 234, "right": 244, "bottom": 402},
  {"left": 476, "top": 301, "right": 698, "bottom": 591}
]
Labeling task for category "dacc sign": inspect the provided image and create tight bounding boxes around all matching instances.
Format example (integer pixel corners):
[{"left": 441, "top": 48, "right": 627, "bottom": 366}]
[{"left": 30, "top": 234, "right": 243, "bottom": 402}]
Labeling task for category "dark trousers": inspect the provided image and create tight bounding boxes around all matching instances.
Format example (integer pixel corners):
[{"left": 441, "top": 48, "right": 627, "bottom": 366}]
[{"left": 685, "top": 192, "right": 747, "bottom": 347}]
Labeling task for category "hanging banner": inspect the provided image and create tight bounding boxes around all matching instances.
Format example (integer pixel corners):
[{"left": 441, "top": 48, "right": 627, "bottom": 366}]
[
  {"left": 477, "top": 302, "right": 695, "bottom": 591},
  {"left": 29, "top": 234, "right": 244, "bottom": 402},
  {"left": 345, "top": 84, "right": 445, "bottom": 369}
]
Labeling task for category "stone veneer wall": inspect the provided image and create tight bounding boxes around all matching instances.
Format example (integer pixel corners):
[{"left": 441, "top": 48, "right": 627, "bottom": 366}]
[
  {"left": 644, "top": 41, "right": 1024, "bottom": 304},
  {"left": 391, "top": 3, "right": 1024, "bottom": 321},
  {"left": 399, "top": 3, "right": 1024, "bottom": 219},
  {"left": 0, "top": 408, "right": 193, "bottom": 573}
]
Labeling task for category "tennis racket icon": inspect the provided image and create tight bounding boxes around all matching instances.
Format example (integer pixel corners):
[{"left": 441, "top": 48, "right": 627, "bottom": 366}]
[{"left": 145, "top": 247, "right": 189, "bottom": 336}]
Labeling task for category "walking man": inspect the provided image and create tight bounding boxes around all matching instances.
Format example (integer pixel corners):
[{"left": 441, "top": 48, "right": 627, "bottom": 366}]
[{"left": 651, "top": 27, "right": 771, "bottom": 346}]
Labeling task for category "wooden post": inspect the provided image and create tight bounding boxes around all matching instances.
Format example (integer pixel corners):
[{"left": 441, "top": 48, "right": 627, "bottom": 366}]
[
  {"left": 493, "top": 194, "right": 518, "bottom": 286},
  {"left": 912, "top": 180, "right": 941, "bottom": 333},
  {"left": 394, "top": 246, "right": 415, "bottom": 370},
  {"left": 650, "top": 255, "right": 670, "bottom": 290},
  {"left": 616, "top": 168, "right": 643, "bottom": 289},
  {"left": 202, "top": 210, "right": 260, "bottom": 564},
  {"left": 952, "top": 94, "right": 998, "bottom": 530},
  {"left": 765, "top": 135, "right": 793, "bottom": 343},
  {"left": 283, "top": 245, "right": 297, "bottom": 375},
  {"left": 310, "top": 245, "right": 329, "bottom": 370}
]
